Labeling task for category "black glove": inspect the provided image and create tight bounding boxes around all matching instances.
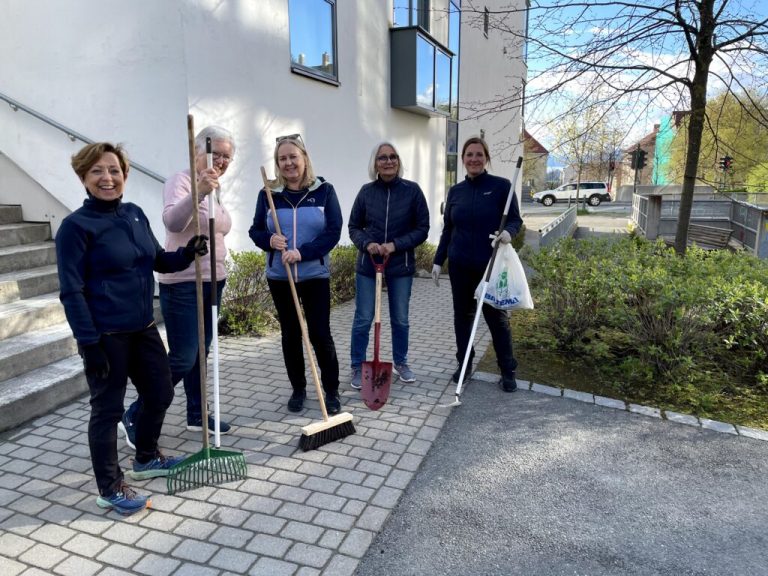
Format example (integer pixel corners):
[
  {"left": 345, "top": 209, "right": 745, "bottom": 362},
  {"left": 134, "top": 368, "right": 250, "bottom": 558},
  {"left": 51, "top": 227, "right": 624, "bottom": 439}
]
[
  {"left": 182, "top": 234, "right": 209, "bottom": 262},
  {"left": 81, "top": 343, "right": 110, "bottom": 380}
]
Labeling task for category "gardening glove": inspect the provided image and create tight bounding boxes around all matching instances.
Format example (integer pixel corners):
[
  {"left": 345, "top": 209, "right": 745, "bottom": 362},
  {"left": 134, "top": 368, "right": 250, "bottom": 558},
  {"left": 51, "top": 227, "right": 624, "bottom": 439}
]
[
  {"left": 81, "top": 343, "right": 110, "bottom": 380},
  {"left": 182, "top": 234, "right": 209, "bottom": 262},
  {"left": 431, "top": 264, "right": 441, "bottom": 287},
  {"left": 490, "top": 230, "right": 512, "bottom": 247}
]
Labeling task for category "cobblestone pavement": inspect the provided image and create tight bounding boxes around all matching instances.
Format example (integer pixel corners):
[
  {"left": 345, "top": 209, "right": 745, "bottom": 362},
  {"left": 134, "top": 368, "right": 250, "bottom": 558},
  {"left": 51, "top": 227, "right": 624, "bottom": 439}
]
[{"left": 0, "top": 277, "right": 489, "bottom": 576}]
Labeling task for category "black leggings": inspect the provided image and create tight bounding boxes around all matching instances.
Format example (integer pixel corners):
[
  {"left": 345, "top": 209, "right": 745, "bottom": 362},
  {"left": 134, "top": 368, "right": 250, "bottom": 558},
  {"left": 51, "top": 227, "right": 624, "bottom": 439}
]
[
  {"left": 449, "top": 261, "right": 517, "bottom": 377},
  {"left": 85, "top": 325, "right": 174, "bottom": 496},
  {"left": 268, "top": 277, "right": 339, "bottom": 394}
]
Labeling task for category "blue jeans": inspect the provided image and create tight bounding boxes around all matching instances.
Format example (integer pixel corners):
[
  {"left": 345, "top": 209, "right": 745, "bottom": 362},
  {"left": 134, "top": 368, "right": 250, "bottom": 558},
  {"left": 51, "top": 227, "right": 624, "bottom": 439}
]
[
  {"left": 350, "top": 273, "right": 413, "bottom": 367},
  {"left": 126, "top": 280, "right": 225, "bottom": 424}
]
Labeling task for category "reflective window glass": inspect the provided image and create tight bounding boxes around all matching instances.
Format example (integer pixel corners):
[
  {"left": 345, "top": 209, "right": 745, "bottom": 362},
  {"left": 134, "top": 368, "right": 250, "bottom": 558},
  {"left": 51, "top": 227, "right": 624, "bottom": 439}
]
[
  {"left": 416, "top": 35, "right": 435, "bottom": 107},
  {"left": 289, "top": 0, "right": 337, "bottom": 82},
  {"left": 435, "top": 49, "right": 450, "bottom": 114}
]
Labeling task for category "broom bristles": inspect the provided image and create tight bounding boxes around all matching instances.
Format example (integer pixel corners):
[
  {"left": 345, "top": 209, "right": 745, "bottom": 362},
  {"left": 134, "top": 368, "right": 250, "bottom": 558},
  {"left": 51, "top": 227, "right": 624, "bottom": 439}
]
[
  {"left": 166, "top": 448, "right": 247, "bottom": 495},
  {"left": 298, "top": 412, "right": 355, "bottom": 451}
]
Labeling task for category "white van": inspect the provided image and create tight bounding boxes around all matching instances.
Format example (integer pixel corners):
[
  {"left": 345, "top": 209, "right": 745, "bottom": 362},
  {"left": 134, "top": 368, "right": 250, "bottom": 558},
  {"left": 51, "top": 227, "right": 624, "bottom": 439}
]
[{"left": 532, "top": 182, "right": 611, "bottom": 206}]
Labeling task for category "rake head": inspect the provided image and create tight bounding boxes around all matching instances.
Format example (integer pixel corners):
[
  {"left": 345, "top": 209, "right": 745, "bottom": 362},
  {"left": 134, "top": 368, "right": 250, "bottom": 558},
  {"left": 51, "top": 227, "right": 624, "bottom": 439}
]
[{"left": 166, "top": 448, "right": 247, "bottom": 495}]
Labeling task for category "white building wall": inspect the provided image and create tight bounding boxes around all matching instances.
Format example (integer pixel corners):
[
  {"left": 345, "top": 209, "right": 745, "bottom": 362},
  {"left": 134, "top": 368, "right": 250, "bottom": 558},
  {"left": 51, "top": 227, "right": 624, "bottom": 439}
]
[
  {"left": 458, "top": 1, "right": 526, "bottom": 194},
  {"left": 0, "top": 0, "right": 525, "bottom": 249}
]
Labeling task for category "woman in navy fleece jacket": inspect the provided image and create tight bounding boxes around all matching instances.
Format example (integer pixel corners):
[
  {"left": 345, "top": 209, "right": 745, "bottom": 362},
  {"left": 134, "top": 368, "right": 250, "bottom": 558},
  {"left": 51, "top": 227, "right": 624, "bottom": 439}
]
[
  {"left": 56, "top": 143, "right": 206, "bottom": 515},
  {"left": 433, "top": 136, "right": 523, "bottom": 393}
]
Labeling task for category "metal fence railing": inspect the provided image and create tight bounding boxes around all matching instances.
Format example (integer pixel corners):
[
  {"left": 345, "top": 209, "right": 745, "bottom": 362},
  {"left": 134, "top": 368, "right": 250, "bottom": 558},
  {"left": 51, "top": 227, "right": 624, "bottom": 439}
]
[{"left": 539, "top": 206, "right": 577, "bottom": 247}]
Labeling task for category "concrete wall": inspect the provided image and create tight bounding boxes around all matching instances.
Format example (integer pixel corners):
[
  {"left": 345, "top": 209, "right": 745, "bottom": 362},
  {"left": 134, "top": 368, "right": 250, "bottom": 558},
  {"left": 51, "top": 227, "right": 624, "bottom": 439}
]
[{"left": 0, "top": 0, "right": 525, "bottom": 250}]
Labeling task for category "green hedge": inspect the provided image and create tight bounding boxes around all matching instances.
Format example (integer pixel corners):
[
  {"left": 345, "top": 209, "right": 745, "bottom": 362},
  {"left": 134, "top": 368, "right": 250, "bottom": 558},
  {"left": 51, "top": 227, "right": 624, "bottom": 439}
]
[{"left": 525, "top": 236, "right": 768, "bottom": 403}]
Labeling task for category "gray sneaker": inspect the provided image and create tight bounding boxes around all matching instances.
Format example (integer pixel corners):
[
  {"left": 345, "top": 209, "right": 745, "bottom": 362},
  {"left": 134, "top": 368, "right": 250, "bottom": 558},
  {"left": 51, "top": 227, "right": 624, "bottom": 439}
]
[
  {"left": 350, "top": 368, "right": 362, "bottom": 390},
  {"left": 394, "top": 363, "right": 416, "bottom": 383}
]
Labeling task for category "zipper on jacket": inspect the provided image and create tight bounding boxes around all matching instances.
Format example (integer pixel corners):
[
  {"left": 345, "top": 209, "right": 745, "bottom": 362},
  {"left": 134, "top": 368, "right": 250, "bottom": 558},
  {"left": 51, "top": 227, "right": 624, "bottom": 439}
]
[{"left": 286, "top": 190, "right": 310, "bottom": 282}]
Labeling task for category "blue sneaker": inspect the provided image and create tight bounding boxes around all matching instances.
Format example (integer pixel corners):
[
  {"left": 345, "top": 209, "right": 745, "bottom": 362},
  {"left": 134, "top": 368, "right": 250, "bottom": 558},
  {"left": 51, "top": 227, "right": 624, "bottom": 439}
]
[
  {"left": 96, "top": 482, "right": 149, "bottom": 516},
  {"left": 118, "top": 411, "right": 136, "bottom": 451},
  {"left": 394, "top": 363, "right": 416, "bottom": 383},
  {"left": 129, "top": 453, "right": 186, "bottom": 480}
]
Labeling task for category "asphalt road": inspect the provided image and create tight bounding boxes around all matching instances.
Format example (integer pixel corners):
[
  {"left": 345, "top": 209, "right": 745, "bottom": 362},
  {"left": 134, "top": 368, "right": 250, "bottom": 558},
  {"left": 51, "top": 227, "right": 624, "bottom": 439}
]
[{"left": 355, "top": 379, "right": 768, "bottom": 576}]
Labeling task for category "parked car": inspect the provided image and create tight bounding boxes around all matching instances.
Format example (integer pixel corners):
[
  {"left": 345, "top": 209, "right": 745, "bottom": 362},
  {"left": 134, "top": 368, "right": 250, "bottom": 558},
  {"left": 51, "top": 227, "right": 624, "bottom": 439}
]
[{"left": 532, "top": 182, "right": 611, "bottom": 206}]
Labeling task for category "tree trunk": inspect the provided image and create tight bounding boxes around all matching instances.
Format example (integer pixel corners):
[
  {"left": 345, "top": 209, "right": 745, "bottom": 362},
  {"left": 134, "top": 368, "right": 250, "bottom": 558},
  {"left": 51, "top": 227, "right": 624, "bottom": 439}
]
[{"left": 674, "top": 1, "right": 715, "bottom": 255}]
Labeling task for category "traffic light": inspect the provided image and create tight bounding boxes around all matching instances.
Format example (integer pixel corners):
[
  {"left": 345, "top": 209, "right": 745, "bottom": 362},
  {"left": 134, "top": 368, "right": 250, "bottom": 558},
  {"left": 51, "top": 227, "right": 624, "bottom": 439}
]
[
  {"left": 636, "top": 149, "right": 647, "bottom": 170},
  {"left": 718, "top": 156, "right": 734, "bottom": 171},
  {"left": 630, "top": 149, "right": 638, "bottom": 169}
]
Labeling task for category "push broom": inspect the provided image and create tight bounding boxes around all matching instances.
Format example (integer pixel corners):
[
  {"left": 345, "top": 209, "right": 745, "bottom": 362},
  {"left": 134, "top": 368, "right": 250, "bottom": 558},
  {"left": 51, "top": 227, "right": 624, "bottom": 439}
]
[
  {"left": 260, "top": 166, "right": 355, "bottom": 451},
  {"left": 166, "top": 115, "right": 247, "bottom": 494},
  {"left": 445, "top": 156, "right": 524, "bottom": 408}
]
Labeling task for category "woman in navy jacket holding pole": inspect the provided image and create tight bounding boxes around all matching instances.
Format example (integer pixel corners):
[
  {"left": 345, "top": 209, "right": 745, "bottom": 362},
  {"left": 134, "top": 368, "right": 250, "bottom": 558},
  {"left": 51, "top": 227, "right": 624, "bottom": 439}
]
[
  {"left": 348, "top": 141, "right": 430, "bottom": 388},
  {"left": 432, "top": 136, "right": 523, "bottom": 392}
]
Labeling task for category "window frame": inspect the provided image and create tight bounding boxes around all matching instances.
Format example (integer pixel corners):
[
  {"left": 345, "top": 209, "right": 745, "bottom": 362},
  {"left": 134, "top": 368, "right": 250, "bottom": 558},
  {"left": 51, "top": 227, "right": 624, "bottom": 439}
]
[{"left": 289, "top": 0, "right": 339, "bottom": 86}]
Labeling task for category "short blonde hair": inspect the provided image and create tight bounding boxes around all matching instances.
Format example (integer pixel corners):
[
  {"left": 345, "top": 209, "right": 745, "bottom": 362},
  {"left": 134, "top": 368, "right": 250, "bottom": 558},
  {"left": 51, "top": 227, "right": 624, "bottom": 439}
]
[
  {"left": 274, "top": 136, "right": 316, "bottom": 189},
  {"left": 368, "top": 141, "right": 404, "bottom": 180},
  {"left": 71, "top": 142, "right": 130, "bottom": 181}
]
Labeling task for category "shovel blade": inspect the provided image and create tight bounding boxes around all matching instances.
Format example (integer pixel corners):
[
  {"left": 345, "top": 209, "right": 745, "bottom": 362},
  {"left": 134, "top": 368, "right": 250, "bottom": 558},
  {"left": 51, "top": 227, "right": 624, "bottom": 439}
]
[{"left": 360, "top": 360, "right": 392, "bottom": 411}]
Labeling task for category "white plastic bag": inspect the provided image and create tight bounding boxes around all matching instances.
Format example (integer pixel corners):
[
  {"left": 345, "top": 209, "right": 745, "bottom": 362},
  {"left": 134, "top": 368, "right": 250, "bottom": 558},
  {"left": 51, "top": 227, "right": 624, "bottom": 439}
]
[{"left": 475, "top": 244, "right": 533, "bottom": 310}]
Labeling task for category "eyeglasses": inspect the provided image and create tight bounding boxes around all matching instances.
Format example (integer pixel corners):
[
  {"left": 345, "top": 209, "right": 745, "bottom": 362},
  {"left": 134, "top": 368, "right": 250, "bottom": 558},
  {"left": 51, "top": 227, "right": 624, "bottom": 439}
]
[
  {"left": 376, "top": 154, "right": 399, "bottom": 163},
  {"left": 276, "top": 133, "right": 303, "bottom": 144},
  {"left": 211, "top": 151, "right": 233, "bottom": 163}
]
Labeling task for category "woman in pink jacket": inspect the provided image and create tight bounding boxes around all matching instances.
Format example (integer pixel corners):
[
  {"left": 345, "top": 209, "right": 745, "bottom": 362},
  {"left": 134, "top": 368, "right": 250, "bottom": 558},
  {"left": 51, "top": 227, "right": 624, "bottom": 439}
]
[{"left": 120, "top": 126, "right": 235, "bottom": 447}]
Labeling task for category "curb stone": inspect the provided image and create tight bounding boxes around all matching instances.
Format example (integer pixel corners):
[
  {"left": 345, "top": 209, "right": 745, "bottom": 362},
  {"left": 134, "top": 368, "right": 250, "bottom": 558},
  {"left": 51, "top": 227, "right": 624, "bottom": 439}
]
[{"left": 474, "top": 371, "right": 767, "bottom": 442}]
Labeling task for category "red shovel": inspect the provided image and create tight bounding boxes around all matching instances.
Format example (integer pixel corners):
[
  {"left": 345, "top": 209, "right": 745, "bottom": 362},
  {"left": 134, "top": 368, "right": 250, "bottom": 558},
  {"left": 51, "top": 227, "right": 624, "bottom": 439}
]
[{"left": 361, "top": 254, "right": 392, "bottom": 411}]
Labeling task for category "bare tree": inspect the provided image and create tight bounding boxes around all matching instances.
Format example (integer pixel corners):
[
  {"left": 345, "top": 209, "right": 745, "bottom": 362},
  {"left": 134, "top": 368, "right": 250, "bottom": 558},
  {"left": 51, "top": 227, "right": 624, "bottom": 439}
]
[{"left": 462, "top": 0, "right": 768, "bottom": 254}]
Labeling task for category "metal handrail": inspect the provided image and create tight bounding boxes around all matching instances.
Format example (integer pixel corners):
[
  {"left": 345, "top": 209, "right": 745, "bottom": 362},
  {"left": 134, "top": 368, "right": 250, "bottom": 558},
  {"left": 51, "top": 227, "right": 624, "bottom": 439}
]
[{"left": 0, "top": 91, "right": 165, "bottom": 183}]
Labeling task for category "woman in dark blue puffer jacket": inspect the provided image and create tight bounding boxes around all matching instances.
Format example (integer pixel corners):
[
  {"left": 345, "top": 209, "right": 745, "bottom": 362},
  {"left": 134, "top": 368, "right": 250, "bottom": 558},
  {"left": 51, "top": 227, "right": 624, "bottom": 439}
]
[{"left": 348, "top": 141, "right": 430, "bottom": 388}]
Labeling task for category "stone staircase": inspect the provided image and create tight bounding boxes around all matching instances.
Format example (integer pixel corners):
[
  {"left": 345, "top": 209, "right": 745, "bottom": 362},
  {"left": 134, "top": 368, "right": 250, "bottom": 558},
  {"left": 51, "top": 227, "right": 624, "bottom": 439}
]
[{"left": 0, "top": 204, "right": 87, "bottom": 432}]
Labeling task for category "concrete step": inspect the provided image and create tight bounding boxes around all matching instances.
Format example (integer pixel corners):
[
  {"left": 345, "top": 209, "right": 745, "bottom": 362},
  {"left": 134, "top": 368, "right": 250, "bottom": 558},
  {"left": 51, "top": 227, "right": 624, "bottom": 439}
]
[
  {"left": 0, "top": 292, "right": 66, "bottom": 340},
  {"left": 0, "top": 241, "right": 57, "bottom": 274},
  {"left": 0, "top": 221, "right": 52, "bottom": 247},
  {"left": 0, "top": 264, "right": 59, "bottom": 304},
  {"left": 0, "top": 205, "right": 23, "bottom": 225},
  {"left": 0, "top": 355, "right": 87, "bottom": 433},
  {"left": 0, "top": 323, "right": 77, "bottom": 382}
]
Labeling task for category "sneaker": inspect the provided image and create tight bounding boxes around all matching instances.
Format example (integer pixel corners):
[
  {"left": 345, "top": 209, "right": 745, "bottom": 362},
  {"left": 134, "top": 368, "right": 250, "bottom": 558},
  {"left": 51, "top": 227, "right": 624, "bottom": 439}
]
[
  {"left": 350, "top": 368, "right": 362, "bottom": 390},
  {"left": 288, "top": 390, "right": 306, "bottom": 412},
  {"left": 95, "top": 482, "right": 149, "bottom": 516},
  {"left": 499, "top": 374, "right": 518, "bottom": 393},
  {"left": 325, "top": 391, "right": 341, "bottom": 415},
  {"left": 187, "top": 416, "right": 232, "bottom": 435},
  {"left": 394, "top": 363, "right": 416, "bottom": 383},
  {"left": 118, "top": 411, "right": 136, "bottom": 451},
  {"left": 129, "top": 453, "right": 186, "bottom": 480}
]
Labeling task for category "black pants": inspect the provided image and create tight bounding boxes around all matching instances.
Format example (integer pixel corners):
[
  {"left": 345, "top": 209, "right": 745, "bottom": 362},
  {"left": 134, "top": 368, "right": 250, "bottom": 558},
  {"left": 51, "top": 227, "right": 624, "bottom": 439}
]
[
  {"left": 449, "top": 261, "right": 517, "bottom": 377},
  {"left": 268, "top": 277, "right": 339, "bottom": 394},
  {"left": 85, "top": 325, "right": 174, "bottom": 496}
]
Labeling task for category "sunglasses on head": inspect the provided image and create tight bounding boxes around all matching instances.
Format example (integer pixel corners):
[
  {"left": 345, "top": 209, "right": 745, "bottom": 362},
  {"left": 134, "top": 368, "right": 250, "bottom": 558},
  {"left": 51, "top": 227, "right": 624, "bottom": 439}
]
[{"left": 276, "top": 133, "right": 303, "bottom": 144}]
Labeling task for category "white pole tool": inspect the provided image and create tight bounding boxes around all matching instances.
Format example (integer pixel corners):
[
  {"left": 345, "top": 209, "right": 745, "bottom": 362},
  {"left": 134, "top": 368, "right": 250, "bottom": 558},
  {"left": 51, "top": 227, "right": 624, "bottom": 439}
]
[
  {"left": 446, "top": 156, "right": 524, "bottom": 408},
  {"left": 206, "top": 137, "right": 222, "bottom": 447}
]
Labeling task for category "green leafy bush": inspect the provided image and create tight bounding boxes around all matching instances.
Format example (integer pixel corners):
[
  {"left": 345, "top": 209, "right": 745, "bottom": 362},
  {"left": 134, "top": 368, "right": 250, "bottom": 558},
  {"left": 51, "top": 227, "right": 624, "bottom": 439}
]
[
  {"left": 525, "top": 236, "right": 768, "bottom": 401},
  {"left": 219, "top": 251, "right": 277, "bottom": 336},
  {"left": 219, "top": 246, "right": 359, "bottom": 336}
]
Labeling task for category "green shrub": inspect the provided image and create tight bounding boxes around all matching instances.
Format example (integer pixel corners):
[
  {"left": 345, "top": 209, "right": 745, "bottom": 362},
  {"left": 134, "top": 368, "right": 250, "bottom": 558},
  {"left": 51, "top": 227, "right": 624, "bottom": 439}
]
[
  {"left": 329, "top": 245, "right": 358, "bottom": 305},
  {"left": 219, "top": 250, "right": 277, "bottom": 336},
  {"left": 415, "top": 242, "right": 437, "bottom": 272},
  {"left": 526, "top": 236, "right": 768, "bottom": 398}
]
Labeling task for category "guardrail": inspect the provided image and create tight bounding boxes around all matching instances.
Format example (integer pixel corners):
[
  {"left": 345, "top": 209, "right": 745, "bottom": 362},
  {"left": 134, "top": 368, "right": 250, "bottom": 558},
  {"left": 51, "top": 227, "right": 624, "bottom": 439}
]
[
  {"left": 0, "top": 91, "right": 165, "bottom": 183},
  {"left": 539, "top": 206, "right": 577, "bottom": 247},
  {"left": 631, "top": 192, "right": 768, "bottom": 258}
]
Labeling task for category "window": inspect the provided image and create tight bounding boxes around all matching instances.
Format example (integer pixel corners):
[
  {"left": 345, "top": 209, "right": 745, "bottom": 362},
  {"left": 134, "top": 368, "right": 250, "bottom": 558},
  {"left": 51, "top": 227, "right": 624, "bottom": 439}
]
[
  {"left": 416, "top": 36, "right": 435, "bottom": 107},
  {"left": 446, "top": 119, "right": 459, "bottom": 196},
  {"left": 393, "top": 0, "right": 431, "bottom": 31},
  {"left": 289, "top": 0, "right": 338, "bottom": 84}
]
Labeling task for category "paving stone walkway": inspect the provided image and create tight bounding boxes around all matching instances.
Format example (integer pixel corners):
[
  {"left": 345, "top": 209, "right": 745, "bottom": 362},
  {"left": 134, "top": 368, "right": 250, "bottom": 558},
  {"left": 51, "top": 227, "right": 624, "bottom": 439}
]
[{"left": 0, "top": 277, "right": 489, "bottom": 576}]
